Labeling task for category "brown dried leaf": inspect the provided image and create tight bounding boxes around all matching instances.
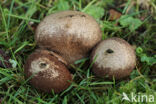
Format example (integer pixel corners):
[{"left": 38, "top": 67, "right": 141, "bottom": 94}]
[{"left": 109, "top": 9, "right": 122, "bottom": 21}]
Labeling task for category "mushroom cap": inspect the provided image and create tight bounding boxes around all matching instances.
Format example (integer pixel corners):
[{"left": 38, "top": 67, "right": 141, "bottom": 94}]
[
  {"left": 24, "top": 49, "right": 72, "bottom": 93},
  {"left": 91, "top": 37, "right": 136, "bottom": 79},
  {"left": 35, "top": 10, "right": 102, "bottom": 65}
]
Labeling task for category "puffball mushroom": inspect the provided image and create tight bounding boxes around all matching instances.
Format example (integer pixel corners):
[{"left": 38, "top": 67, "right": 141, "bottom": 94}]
[
  {"left": 35, "top": 10, "right": 102, "bottom": 65},
  {"left": 91, "top": 37, "right": 136, "bottom": 79},
  {"left": 24, "top": 49, "right": 72, "bottom": 93}
]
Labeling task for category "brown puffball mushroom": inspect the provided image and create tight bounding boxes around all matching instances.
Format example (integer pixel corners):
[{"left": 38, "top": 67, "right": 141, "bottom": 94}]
[
  {"left": 24, "top": 49, "right": 72, "bottom": 93},
  {"left": 91, "top": 37, "right": 136, "bottom": 79},
  {"left": 35, "top": 10, "right": 102, "bottom": 65}
]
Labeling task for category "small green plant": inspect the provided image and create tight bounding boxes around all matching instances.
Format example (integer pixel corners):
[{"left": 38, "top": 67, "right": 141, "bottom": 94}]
[
  {"left": 119, "top": 15, "right": 143, "bottom": 32},
  {"left": 136, "top": 47, "right": 156, "bottom": 66}
]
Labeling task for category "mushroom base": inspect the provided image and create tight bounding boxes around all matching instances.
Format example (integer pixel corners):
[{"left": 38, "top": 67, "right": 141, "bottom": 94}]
[{"left": 92, "top": 64, "right": 135, "bottom": 80}]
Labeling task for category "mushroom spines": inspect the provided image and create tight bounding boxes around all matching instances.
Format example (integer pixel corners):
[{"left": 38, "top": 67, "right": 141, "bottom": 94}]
[
  {"left": 35, "top": 10, "right": 102, "bottom": 65},
  {"left": 91, "top": 37, "right": 136, "bottom": 79},
  {"left": 24, "top": 49, "right": 72, "bottom": 93},
  {"left": 35, "top": 10, "right": 101, "bottom": 41}
]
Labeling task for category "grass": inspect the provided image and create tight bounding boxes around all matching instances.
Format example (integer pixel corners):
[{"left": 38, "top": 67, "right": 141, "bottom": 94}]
[{"left": 0, "top": 0, "right": 156, "bottom": 104}]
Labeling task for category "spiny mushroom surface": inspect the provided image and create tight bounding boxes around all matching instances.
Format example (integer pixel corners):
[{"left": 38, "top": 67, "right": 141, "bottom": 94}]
[
  {"left": 35, "top": 10, "right": 102, "bottom": 65},
  {"left": 24, "top": 49, "right": 72, "bottom": 93},
  {"left": 91, "top": 37, "right": 136, "bottom": 79}
]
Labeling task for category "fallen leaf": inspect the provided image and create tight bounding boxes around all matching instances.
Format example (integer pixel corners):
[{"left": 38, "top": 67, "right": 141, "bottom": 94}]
[{"left": 109, "top": 9, "right": 122, "bottom": 20}]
